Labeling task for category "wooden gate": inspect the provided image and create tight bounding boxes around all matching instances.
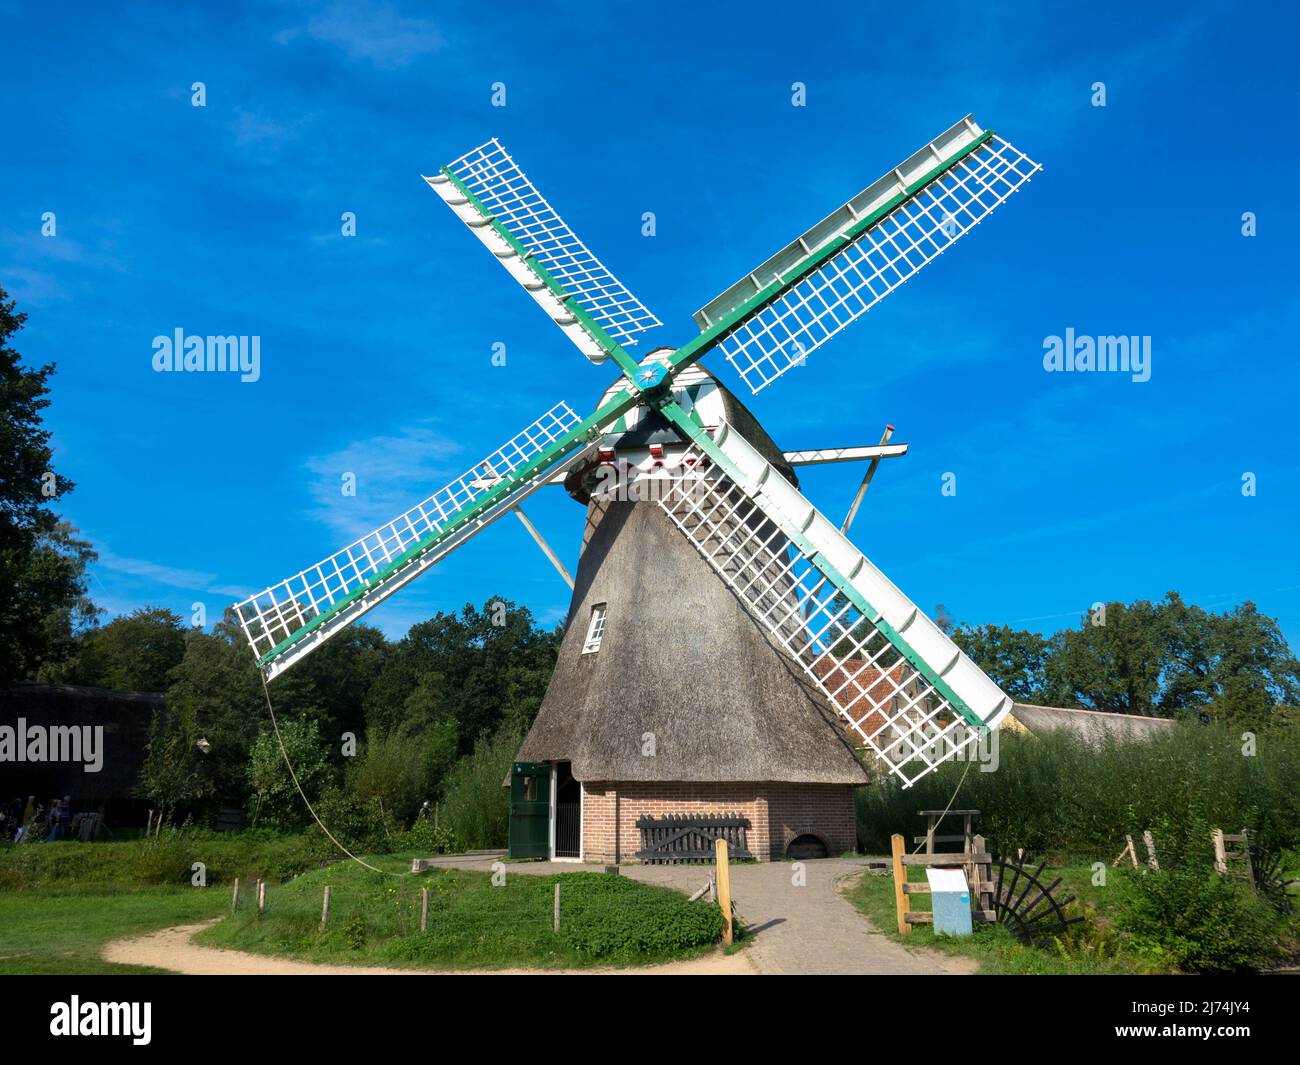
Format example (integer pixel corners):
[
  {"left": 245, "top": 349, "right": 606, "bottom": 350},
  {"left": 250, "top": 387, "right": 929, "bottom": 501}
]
[{"left": 635, "top": 813, "right": 752, "bottom": 863}]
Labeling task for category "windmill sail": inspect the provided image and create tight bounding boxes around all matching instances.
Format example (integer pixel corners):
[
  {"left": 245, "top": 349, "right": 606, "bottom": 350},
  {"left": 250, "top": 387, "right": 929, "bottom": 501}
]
[
  {"left": 428, "top": 139, "right": 661, "bottom": 368},
  {"left": 655, "top": 408, "right": 1012, "bottom": 786},
  {"left": 235, "top": 401, "right": 607, "bottom": 680},
  {"left": 688, "top": 116, "right": 1040, "bottom": 394}
]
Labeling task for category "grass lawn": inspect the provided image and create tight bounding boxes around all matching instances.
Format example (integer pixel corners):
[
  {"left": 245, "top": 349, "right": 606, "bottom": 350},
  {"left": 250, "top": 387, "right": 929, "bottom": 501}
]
[
  {"left": 848, "top": 861, "right": 1162, "bottom": 975},
  {"left": 0, "top": 887, "right": 228, "bottom": 974},
  {"left": 196, "top": 853, "right": 725, "bottom": 969}
]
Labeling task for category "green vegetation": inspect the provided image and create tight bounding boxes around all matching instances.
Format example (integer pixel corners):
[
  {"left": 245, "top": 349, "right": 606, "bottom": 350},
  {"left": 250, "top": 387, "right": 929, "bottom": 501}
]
[
  {"left": 950, "top": 592, "right": 1300, "bottom": 727},
  {"left": 0, "top": 829, "right": 336, "bottom": 892},
  {"left": 0, "top": 889, "right": 226, "bottom": 975},
  {"left": 849, "top": 858, "right": 1297, "bottom": 975},
  {"left": 197, "top": 856, "right": 724, "bottom": 969},
  {"left": 857, "top": 725, "right": 1300, "bottom": 856},
  {"left": 0, "top": 834, "right": 726, "bottom": 972}
]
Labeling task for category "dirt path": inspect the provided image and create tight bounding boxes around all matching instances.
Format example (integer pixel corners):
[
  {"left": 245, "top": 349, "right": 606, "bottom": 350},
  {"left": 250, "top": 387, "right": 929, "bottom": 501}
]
[{"left": 101, "top": 920, "right": 758, "bottom": 976}]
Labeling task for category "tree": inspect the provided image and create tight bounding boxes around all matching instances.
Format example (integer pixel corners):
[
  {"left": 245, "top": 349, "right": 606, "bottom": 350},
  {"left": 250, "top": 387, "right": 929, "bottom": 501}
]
[
  {"left": 364, "top": 599, "right": 560, "bottom": 748},
  {"left": 1042, "top": 593, "right": 1300, "bottom": 727},
  {"left": 952, "top": 623, "right": 1049, "bottom": 701},
  {"left": 246, "top": 717, "right": 333, "bottom": 829},
  {"left": 165, "top": 616, "right": 267, "bottom": 810},
  {"left": 55, "top": 606, "right": 187, "bottom": 691},
  {"left": 138, "top": 695, "right": 208, "bottom": 825},
  {"left": 0, "top": 286, "right": 97, "bottom": 684}
]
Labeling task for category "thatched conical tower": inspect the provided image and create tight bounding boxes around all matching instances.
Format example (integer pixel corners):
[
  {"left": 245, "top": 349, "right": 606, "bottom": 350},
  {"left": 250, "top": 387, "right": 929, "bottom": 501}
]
[{"left": 513, "top": 360, "right": 868, "bottom": 863}]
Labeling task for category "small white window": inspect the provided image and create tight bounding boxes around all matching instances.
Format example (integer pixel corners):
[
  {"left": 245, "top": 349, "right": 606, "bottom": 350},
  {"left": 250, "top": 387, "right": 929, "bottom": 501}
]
[{"left": 582, "top": 603, "right": 607, "bottom": 654}]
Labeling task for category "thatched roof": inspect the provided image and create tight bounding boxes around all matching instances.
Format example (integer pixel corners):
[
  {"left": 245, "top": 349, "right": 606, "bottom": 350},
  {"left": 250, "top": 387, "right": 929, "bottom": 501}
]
[
  {"left": 518, "top": 369, "right": 868, "bottom": 785},
  {"left": 1007, "top": 702, "right": 1177, "bottom": 743}
]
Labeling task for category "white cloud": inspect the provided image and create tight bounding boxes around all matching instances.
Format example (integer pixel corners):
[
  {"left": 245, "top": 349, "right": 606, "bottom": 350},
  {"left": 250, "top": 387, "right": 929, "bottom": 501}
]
[
  {"left": 303, "top": 422, "right": 464, "bottom": 542},
  {"left": 275, "top": 1, "right": 444, "bottom": 69}
]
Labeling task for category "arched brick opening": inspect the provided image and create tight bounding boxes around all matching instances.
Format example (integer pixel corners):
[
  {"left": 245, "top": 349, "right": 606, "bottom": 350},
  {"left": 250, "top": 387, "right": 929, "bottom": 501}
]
[{"left": 785, "top": 832, "right": 830, "bottom": 860}]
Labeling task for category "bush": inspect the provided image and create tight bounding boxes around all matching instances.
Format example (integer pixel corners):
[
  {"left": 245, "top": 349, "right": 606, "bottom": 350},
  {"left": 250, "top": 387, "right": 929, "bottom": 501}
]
[
  {"left": 0, "top": 827, "right": 335, "bottom": 891},
  {"left": 856, "top": 723, "right": 1300, "bottom": 858},
  {"left": 1112, "top": 866, "right": 1287, "bottom": 973},
  {"left": 557, "top": 877, "right": 725, "bottom": 961},
  {"left": 437, "top": 724, "right": 522, "bottom": 850}
]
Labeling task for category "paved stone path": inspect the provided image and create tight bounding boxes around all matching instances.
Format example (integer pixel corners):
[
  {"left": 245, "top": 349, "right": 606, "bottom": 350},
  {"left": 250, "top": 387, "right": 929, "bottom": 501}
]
[{"left": 428, "top": 854, "right": 974, "bottom": 975}]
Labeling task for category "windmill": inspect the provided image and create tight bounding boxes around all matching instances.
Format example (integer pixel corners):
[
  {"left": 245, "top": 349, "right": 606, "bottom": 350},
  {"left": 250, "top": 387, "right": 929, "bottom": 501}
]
[{"left": 233, "top": 117, "right": 1041, "bottom": 849}]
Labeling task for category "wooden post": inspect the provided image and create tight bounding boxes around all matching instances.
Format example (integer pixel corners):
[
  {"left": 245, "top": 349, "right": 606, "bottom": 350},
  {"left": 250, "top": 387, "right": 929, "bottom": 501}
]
[
  {"left": 231, "top": 877, "right": 240, "bottom": 914},
  {"left": 321, "top": 885, "right": 331, "bottom": 928},
  {"left": 1212, "top": 828, "right": 1227, "bottom": 875},
  {"left": 553, "top": 882, "right": 561, "bottom": 933},
  {"left": 715, "top": 837, "right": 733, "bottom": 947},
  {"left": 420, "top": 887, "right": 429, "bottom": 932},
  {"left": 1142, "top": 830, "right": 1159, "bottom": 871},
  {"left": 257, "top": 879, "right": 265, "bottom": 914},
  {"left": 890, "top": 834, "right": 910, "bottom": 935}
]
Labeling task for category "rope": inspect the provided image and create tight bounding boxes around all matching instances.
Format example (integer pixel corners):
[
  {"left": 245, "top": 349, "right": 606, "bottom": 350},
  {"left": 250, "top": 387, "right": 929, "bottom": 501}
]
[
  {"left": 910, "top": 753, "right": 975, "bottom": 855},
  {"left": 259, "top": 671, "right": 400, "bottom": 876}
]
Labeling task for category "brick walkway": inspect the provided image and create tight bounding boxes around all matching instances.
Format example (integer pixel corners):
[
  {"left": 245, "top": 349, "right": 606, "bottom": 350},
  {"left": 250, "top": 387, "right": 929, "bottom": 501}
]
[{"left": 426, "top": 853, "right": 973, "bottom": 975}]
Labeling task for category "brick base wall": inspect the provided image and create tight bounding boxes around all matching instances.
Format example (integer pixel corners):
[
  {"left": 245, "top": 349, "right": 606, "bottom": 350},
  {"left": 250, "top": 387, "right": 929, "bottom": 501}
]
[{"left": 579, "top": 781, "right": 858, "bottom": 863}]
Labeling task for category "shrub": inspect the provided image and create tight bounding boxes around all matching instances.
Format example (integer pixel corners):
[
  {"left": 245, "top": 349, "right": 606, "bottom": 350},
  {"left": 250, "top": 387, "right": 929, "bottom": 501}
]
[
  {"left": 856, "top": 723, "right": 1300, "bottom": 858},
  {"left": 554, "top": 876, "right": 725, "bottom": 961},
  {"left": 437, "top": 724, "right": 522, "bottom": 850},
  {"left": 0, "top": 827, "right": 334, "bottom": 890},
  {"left": 1112, "top": 866, "right": 1286, "bottom": 973}
]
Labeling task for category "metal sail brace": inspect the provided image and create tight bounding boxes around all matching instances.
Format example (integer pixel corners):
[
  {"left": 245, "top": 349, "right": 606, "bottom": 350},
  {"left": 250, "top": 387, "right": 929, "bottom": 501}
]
[
  {"left": 235, "top": 402, "right": 595, "bottom": 680},
  {"left": 685, "top": 116, "right": 1041, "bottom": 394},
  {"left": 654, "top": 403, "right": 1012, "bottom": 786},
  {"left": 427, "top": 138, "right": 660, "bottom": 371}
]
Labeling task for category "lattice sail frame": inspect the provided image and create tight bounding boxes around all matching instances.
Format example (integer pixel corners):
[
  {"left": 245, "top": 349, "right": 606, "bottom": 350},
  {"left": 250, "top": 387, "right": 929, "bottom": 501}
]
[
  {"left": 713, "top": 135, "right": 1040, "bottom": 394},
  {"left": 442, "top": 139, "right": 661, "bottom": 349},
  {"left": 657, "top": 451, "right": 988, "bottom": 786},
  {"left": 235, "top": 402, "right": 582, "bottom": 669}
]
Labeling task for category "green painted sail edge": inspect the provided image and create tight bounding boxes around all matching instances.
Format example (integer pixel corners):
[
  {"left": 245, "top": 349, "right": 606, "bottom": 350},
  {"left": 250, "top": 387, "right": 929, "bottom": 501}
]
[
  {"left": 657, "top": 400, "right": 985, "bottom": 732},
  {"left": 668, "top": 129, "right": 996, "bottom": 375},
  {"left": 438, "top": 167, "right": 643, "bottom": 384},
  {"left": 257, "top": 389, "right": 641, "bottom": 668}
]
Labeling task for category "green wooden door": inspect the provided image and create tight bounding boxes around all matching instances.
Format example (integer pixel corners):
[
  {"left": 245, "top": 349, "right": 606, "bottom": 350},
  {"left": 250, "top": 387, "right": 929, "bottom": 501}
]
[{"left": 508, "top": 762, "right": 552, "bottom": 859}]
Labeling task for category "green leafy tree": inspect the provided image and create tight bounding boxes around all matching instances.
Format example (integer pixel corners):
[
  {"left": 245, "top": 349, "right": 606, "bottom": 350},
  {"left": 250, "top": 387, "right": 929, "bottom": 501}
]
[
  {"left": 364, "top": 599, "right": 559, "bottom": 747},
  {"left": 951, "top": 623, "right": 1049, "bottom": 701},
  {"left": 246, "top": 717, "right": 332, "bottom": 829},
  {"left": 55, "top": 606, "right": 187, "bottom": 691},
  {"left": 138, "top": 695, "right": 208, "bottom": 825},
  {"left": 0, "top": 287, "right": 97, "bottom": 684},
  {"left": 1044, "top": 592, "right": 1300, "bottom": 725}
]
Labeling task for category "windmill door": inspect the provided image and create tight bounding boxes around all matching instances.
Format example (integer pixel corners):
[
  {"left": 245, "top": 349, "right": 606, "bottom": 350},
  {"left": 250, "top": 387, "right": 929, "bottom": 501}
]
[{"left": 508, "top": 762, "right": 552, "bottom": 859}]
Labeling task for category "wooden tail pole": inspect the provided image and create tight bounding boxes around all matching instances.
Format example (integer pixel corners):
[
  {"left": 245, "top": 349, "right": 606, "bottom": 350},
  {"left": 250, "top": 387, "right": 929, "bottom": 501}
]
[
  {"left": 231, "top": 876, "right": 240, "bottom": 913},
  {"left": 890, "top": 834, "right": 910, "bottom": 935},
  {"left": 420, "top": 886, "right": 429, "bottom": 932},
  {"left": 321, "top": 885, "right": 331, "bottom": 928},
  {"left": 257, "top": 879, "right": 266, "bottom": 914},
  {"left": 715, "top": 837, "right": 733, "bottom": 947},
  {"left": 553, "top": 882, "right": 561, "bottom": 933}
]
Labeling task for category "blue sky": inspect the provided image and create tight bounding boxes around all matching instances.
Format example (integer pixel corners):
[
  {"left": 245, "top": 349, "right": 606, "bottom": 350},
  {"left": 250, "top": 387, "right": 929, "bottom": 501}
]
[{"left": 3, "top": 0, "right": 1297, "bottom": 649}]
